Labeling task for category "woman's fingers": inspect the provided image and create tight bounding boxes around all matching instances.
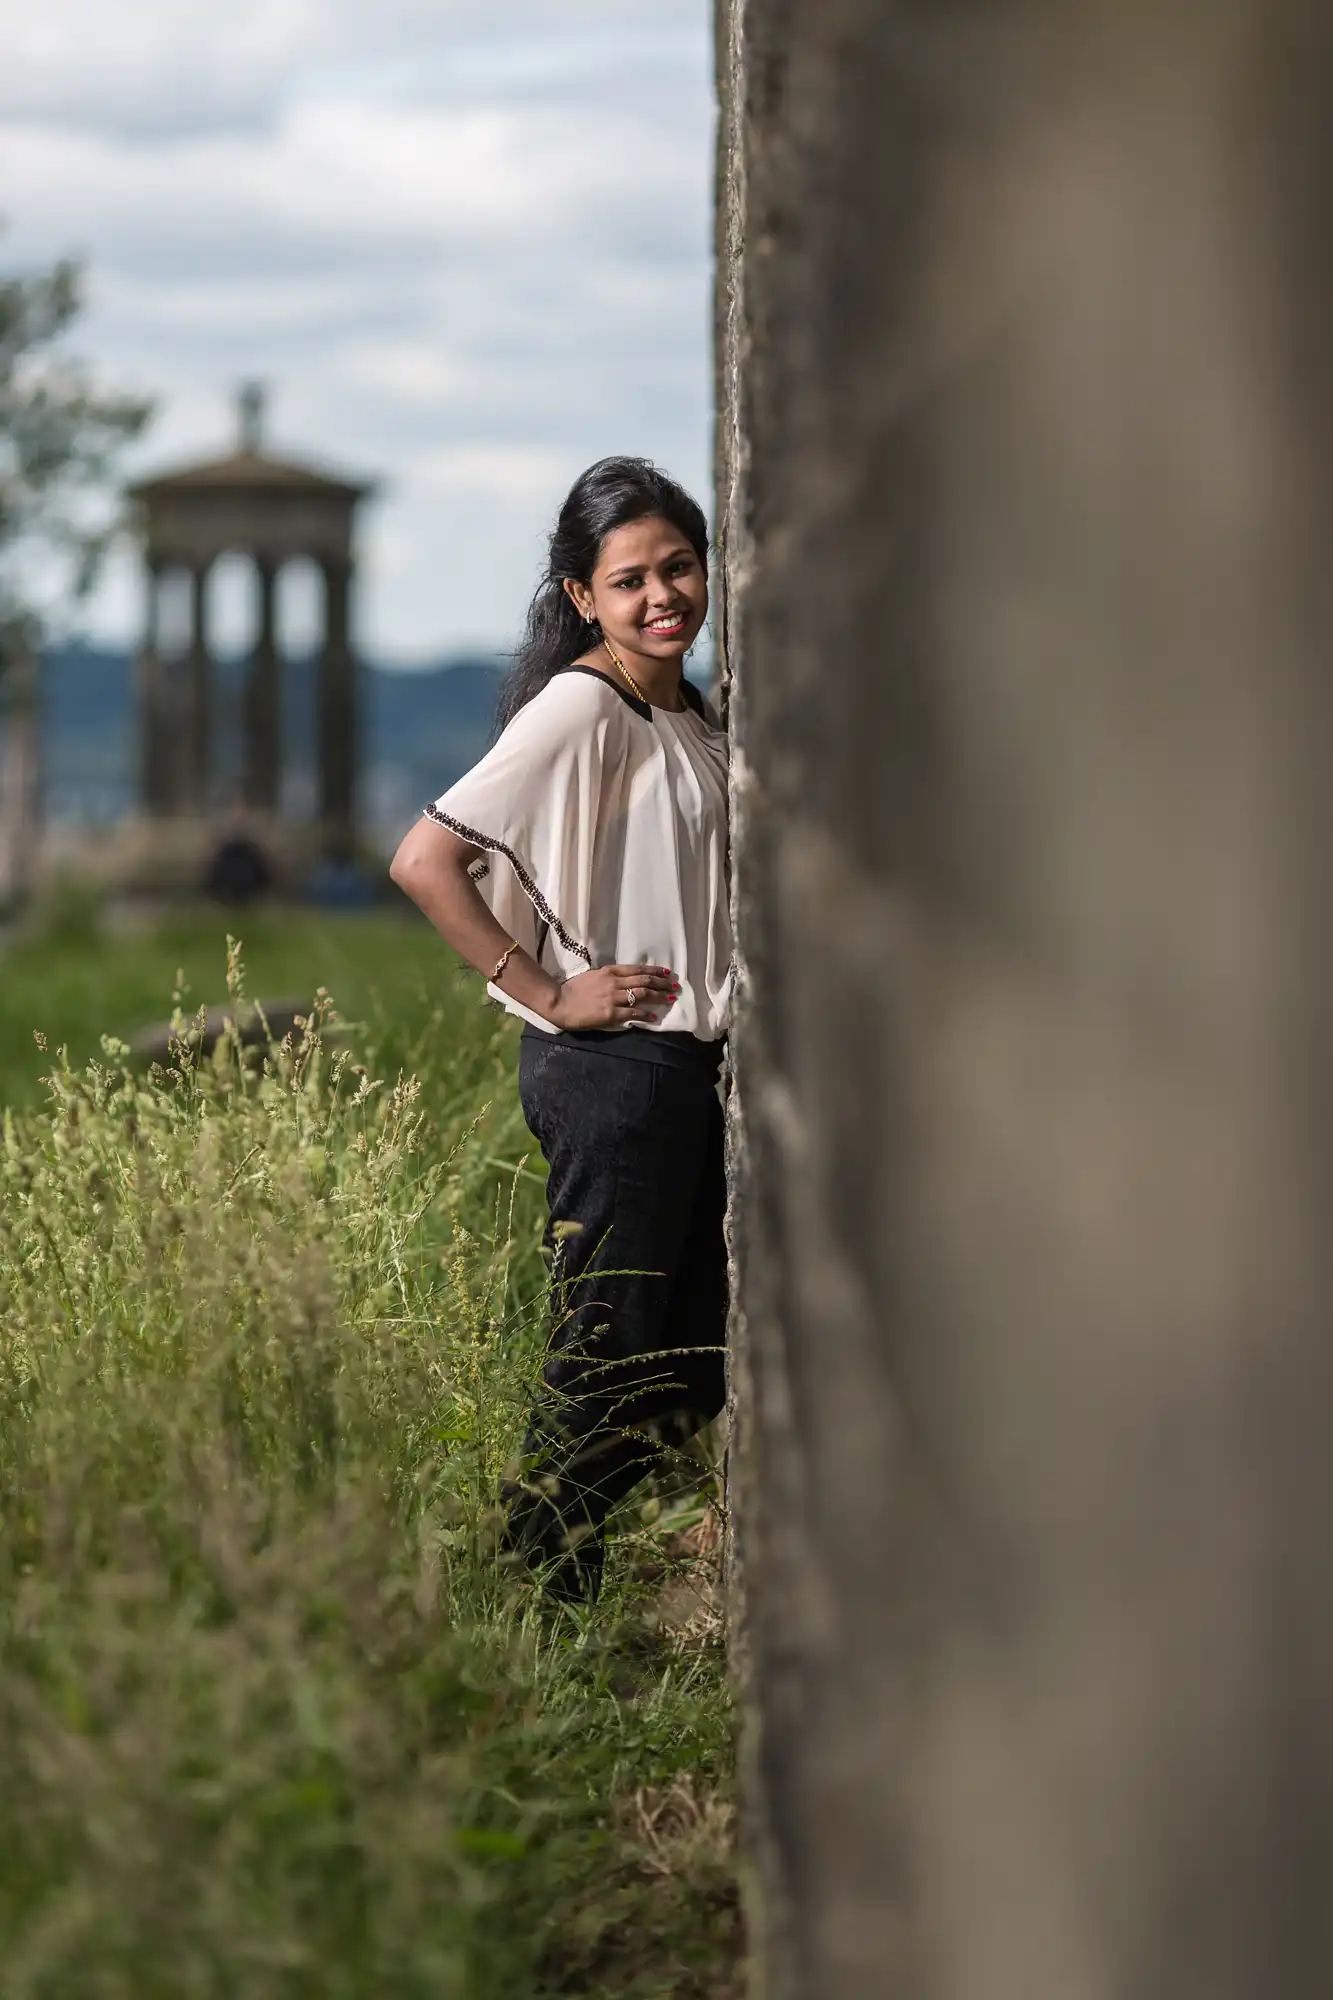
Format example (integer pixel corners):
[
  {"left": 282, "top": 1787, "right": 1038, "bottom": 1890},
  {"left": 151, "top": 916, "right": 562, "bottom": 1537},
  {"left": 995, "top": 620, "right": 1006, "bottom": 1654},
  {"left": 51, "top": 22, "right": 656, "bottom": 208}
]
[
  {"left": 605, "top": 964, "right": 675, "bottom": 985},
  {"left": 606, "top": 965, "right": 678, "bottom": 994},
  {"left": 589, "top": 964, "right": 679, "bottom": 1025},
  {"left": 611, "top": 998, "right": 662, "bottom": 1023}
]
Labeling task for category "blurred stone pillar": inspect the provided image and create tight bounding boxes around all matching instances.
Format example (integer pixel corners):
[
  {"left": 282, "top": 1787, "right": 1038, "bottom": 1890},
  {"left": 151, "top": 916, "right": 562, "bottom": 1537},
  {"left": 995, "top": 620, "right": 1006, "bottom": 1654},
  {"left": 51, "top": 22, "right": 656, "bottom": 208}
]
[
  {"left": 0, "top": 640, "right": 41, "bottom": 907},
  {"left": 244, "top": 555, "right": 281, "bottom": 813},
  {"left": 718, "top": 2, "right": 1333, "bottom": 1996},
  {"left": 186, "top": 560, "right": 213, "bottom": 815},
  {"left": 318, "top": 553, "right": 356, "bottom": 860},
  {"left": 137, "top": 557, "right": 170, "bottom": 816}
]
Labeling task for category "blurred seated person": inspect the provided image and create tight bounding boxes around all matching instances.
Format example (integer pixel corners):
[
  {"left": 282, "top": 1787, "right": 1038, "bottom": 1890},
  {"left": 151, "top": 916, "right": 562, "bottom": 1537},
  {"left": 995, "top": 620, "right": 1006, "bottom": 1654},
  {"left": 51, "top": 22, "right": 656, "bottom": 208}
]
[{"left": 205, "top": 820, "right": 273, "bottom": 906}]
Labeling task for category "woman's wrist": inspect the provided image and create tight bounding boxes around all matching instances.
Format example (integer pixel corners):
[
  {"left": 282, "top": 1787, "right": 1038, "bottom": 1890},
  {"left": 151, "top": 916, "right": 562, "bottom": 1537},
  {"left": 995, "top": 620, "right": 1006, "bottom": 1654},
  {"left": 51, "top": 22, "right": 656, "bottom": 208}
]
[{"left": 494, "top": 948, "right": 564, "bottom": 1024}]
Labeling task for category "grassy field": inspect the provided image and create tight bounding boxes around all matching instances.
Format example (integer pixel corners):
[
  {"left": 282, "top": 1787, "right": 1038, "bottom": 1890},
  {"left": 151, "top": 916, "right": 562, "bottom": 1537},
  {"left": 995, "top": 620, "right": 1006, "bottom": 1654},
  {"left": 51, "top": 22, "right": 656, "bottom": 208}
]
[
  {"left": 0, "top": 902, "right": 739, "bottom": 1996},
  {"left": 0, "top": 897, "right": 466, "bottom": 1113}
]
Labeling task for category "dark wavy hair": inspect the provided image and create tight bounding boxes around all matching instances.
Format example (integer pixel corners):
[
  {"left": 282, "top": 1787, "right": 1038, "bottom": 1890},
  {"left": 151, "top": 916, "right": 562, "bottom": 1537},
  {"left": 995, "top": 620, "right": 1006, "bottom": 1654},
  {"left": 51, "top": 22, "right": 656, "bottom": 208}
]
[{"left": 495, "top": 456, "right": 709, "bottom": 733}]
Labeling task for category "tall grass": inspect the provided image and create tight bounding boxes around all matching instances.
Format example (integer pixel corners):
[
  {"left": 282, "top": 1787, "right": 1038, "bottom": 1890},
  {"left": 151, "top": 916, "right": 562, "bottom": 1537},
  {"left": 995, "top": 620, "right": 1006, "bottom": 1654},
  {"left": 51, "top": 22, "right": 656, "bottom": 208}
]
[
  {"left": 0, "top": 939, "right": 738, "bottom": 1997},
  {"left": 0, "top": 900, "right": 465, "bottom": 1111}
]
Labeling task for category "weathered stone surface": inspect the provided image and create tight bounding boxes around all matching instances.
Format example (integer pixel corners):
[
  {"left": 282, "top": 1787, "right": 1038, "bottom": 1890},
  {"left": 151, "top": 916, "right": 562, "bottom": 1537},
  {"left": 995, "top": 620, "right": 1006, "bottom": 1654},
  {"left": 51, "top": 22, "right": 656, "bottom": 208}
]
[{"left": 720, "top": 4, "right": 1333, "bottom": 1995}]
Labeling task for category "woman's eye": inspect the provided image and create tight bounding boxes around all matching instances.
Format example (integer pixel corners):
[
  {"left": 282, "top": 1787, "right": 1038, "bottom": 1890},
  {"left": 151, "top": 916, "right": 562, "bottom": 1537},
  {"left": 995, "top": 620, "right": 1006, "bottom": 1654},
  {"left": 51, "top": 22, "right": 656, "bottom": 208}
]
[{"left": 615, "top": 577, "right": 642, "bottom": 590}]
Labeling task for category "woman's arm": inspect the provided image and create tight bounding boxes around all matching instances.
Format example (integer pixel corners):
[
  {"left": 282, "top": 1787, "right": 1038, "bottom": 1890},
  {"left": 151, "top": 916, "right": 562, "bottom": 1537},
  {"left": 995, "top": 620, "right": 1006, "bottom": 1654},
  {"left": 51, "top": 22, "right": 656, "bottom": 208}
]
[
  {"left": 389, "top": 816, "right": 677, "bottom": 1029},
  {"left": 389, "top": 814, "right": 559, "bottom": 1019}
]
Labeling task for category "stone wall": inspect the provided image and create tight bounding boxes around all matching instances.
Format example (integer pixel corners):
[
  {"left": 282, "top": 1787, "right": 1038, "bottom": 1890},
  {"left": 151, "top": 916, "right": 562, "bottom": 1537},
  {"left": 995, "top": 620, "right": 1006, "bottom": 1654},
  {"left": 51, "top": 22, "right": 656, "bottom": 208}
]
[{"left": 719, "top": 4, "right": 1333, "bottom": 1994}]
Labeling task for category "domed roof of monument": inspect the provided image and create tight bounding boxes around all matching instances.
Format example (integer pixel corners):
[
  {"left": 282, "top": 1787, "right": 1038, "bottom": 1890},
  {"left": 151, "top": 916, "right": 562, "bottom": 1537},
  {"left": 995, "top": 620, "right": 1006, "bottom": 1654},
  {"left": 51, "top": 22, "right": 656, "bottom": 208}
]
[
  {"left": 128, "top": 384, "right": 373, "bottom": 503},
  {"left": 130, "top": 446, "right": 370, "bottom": 501}
]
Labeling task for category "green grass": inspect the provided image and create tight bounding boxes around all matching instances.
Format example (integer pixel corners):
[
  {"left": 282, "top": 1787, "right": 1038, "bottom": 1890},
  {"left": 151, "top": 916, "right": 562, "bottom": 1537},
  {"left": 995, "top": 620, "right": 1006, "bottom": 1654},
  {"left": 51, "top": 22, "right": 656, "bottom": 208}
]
[
  {"left": 0, "top": 897, "right": 468, "bottom": 1113},
  {"left": 0, "top": 907, "right": 739, "bottom": 1996}
]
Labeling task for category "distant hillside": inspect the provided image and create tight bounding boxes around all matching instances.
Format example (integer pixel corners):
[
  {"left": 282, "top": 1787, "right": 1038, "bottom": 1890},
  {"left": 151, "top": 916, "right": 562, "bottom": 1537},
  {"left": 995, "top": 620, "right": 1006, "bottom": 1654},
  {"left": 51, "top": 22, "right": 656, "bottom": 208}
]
[
  {"left": 38, "top": 640, "right": 717, "bottom": 838},
  {"left": 39, "top": 643, "right": 508, "bottom": 836},
  {"left": 41, "top": 646, "right": 138, "bottom": 826}
]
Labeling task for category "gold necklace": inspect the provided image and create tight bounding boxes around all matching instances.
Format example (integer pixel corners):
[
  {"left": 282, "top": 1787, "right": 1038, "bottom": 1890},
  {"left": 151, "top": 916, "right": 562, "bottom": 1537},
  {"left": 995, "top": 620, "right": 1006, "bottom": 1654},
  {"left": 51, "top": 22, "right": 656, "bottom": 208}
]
[{"left": 602, "top": 639, "right": 681, "bottom": 711}]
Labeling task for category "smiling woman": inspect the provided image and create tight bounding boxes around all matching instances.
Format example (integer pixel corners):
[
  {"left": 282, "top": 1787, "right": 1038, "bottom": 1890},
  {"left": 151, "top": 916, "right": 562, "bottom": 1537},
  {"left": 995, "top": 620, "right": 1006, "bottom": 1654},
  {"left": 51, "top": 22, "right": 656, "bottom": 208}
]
[
  {"left": 390, "top": 456, "right": 731, "bottom": 1601},
  {"left": 495, "top": 454, "right": 712, "bottom": 728}
]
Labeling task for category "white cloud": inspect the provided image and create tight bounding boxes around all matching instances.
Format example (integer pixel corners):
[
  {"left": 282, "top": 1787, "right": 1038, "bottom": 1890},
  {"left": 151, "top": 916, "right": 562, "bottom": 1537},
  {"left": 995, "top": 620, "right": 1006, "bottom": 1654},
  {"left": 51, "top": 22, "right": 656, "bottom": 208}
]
[
  {"left": 0, "top": 0, "right": 709, "bottom": 136},
  {"left": 0, "top": 0, "right": 713, "bottom": 656},
  {"left": 0, "top": 0, "right": 321, "bottom": 135},
  {"left": 0, "top": 103, "right": 576, "bottom": 263},
  {"left": 328, "top": 338, "right": 472, "bottom": 407},
  {"left": 411, "top": 442, "right": 569, "bottom": 501}
]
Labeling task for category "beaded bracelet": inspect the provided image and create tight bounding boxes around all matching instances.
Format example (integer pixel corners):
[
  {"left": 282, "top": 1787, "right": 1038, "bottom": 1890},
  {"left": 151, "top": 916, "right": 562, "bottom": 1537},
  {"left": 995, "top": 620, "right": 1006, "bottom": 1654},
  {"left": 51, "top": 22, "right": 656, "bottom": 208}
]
[{"left": 491, "top": 938, "right": 518, "bottom": 984}]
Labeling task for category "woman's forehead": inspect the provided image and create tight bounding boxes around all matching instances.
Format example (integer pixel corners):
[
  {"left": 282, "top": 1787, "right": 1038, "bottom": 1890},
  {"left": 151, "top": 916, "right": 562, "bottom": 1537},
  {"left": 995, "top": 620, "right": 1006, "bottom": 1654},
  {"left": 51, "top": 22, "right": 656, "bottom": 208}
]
[{"left": 596, "top": 516, "right": 695, "bottom": 574}]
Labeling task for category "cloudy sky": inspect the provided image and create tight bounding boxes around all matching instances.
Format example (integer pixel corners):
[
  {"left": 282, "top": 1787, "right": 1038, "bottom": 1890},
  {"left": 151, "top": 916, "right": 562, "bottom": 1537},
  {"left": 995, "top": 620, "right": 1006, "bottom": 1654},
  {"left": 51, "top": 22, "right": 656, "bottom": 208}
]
[{"left": 0, "top": 0, "right": 714, "bottom": 662}]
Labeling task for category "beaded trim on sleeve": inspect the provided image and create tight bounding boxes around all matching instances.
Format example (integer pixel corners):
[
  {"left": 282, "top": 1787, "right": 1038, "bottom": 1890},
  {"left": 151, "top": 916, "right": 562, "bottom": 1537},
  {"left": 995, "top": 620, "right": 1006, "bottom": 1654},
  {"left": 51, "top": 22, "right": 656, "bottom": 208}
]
[{"left": 422, "top": 803, "right": 593, "bottom": 965}]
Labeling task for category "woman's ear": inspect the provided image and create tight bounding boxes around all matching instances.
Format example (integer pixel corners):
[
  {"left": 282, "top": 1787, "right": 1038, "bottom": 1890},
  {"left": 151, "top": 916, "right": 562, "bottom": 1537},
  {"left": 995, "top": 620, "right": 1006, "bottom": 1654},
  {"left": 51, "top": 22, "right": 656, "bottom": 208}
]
[{"left": 563, "top": 576, "right": 594, "bottom": 624}]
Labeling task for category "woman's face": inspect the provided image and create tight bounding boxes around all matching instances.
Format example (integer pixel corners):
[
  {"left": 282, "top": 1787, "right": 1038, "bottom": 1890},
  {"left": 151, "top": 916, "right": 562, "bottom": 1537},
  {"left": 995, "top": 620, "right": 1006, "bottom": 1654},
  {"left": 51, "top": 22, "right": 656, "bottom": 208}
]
[{"left": 567, "top": 514, "right": 709, "bottom": 665}]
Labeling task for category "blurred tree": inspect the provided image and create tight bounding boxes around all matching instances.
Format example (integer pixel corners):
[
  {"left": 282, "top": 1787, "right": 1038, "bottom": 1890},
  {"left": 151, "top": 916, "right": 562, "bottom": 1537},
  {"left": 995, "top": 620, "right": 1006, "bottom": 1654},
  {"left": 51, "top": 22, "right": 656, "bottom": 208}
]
[{"left": 0, "top": 247, "right": 152, "bottom": 906}]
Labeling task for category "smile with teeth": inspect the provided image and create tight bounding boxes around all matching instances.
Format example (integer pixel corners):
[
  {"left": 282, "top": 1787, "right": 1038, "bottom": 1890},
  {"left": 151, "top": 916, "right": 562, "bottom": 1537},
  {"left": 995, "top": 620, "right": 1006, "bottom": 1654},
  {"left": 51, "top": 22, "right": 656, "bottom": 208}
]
[{"left": 645, "top": 613, "right": 687, "bottom": 634}]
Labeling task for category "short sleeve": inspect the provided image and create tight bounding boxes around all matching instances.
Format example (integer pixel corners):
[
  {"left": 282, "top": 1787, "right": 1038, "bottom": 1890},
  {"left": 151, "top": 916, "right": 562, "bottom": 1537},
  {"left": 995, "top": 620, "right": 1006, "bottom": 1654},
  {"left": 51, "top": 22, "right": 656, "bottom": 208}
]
[{"left": 424, "top": 674, "right": 623, "bottom": 971}]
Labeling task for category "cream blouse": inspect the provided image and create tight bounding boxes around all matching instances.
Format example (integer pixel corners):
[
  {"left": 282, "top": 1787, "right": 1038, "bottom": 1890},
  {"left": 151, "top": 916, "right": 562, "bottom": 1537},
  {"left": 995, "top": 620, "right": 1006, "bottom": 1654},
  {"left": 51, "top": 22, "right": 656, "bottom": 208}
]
[{"left": 426, "top": 666, "right": 732, "bottom": 1041}]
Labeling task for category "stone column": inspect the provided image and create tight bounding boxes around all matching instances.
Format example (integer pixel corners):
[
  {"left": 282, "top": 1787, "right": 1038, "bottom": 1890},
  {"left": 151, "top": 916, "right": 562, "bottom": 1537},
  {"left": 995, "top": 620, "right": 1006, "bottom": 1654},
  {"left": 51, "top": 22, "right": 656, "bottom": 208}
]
[
  {"left": 244, "top": 555, "right": 281, "bottom": 813},
  {"left": 186, "top": 560, "right": 213, "bottom": 816},
  {"left": 721, "top": 3, "right": 1333, "bottom": 1996},
  {"left": 0, "top": 638, "right": 41, "bottom": 907},
  {"left": 136, "top": 557, "right": 170, "bottom": 816},
  {"left": 318, "top": 553, "right": 356, "bottom": 860}
]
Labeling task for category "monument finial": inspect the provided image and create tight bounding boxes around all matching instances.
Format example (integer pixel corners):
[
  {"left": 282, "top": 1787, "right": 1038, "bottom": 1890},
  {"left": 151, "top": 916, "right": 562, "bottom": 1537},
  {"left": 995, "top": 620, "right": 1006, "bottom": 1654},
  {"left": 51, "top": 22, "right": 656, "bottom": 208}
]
[{"left": 237, "top": 381, "right": 266, "bottom": 454}]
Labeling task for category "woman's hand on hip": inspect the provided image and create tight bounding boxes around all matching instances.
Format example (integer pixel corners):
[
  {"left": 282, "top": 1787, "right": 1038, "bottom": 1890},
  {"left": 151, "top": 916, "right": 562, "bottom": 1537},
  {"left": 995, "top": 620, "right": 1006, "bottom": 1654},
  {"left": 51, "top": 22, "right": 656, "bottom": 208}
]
[{"left": 549, "top": 964, "right": 679, "bottom": 1031}]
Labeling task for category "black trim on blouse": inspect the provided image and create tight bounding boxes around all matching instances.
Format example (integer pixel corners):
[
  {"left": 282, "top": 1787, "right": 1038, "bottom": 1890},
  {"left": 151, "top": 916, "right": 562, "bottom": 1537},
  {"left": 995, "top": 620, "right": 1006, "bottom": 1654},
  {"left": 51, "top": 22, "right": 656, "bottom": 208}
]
[
  {"left": 553, "top": 663, "right": 651, "bottom": 719},
  {"left": 420, "top": 802, "right": 594, "bottom": 964},
  {"left": 553, "top": 663, "right": 715, "bottom": 724}
]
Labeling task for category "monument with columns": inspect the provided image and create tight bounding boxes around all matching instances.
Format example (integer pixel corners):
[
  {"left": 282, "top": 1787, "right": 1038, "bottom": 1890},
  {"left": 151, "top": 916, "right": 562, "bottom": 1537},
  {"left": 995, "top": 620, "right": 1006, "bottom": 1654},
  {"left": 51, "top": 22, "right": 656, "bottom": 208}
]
[{"left": 129, "top": 388, "right": 374, "bottom": 863}]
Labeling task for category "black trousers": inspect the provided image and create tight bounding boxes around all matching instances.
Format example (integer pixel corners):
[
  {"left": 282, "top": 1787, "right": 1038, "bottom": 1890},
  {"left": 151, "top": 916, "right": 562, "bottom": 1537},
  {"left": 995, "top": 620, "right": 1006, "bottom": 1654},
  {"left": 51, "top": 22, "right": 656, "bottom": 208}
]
[{"left": 505, "top": 1036, "right": 728, "bottom": 1597}]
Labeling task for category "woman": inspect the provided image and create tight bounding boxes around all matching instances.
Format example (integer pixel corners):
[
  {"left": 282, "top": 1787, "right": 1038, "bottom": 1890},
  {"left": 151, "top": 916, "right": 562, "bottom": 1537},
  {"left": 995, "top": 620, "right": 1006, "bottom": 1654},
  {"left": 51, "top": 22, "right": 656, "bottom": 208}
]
[{"left": 390, "top": 456, "right": 730, "bottom": 1600}]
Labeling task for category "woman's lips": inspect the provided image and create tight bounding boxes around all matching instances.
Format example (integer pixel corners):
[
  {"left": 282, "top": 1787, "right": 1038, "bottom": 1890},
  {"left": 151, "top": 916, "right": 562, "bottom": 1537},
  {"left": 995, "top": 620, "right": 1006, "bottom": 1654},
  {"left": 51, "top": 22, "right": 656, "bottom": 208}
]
[{"left": 644, "top": 614, "right": 688, "bottom": 637}]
